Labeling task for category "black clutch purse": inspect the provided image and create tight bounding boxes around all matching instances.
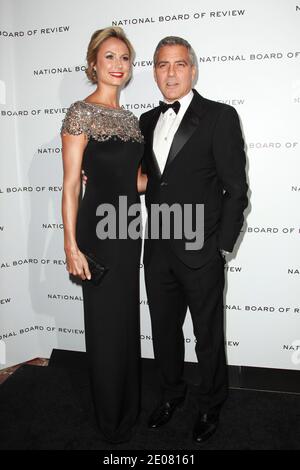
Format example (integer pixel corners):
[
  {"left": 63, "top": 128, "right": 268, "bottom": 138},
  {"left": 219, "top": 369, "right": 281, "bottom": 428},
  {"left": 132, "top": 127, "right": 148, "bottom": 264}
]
[{"left": 82, "top": 251, "right": 108, "bottom": 286}]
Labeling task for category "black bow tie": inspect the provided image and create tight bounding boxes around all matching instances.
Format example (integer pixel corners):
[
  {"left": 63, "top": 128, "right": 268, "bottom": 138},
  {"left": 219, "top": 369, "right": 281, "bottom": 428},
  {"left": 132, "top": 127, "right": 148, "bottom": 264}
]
[{"left": 159, "top": 100, "right": 181, "bottom": 115}]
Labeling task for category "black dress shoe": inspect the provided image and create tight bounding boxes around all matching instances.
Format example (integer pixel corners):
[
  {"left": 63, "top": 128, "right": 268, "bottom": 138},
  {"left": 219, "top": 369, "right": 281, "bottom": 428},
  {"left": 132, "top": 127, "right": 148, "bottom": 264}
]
[
  {"left": 148, "top": 397, "right": 185, "bottom": 429},
  {"left": 193, "top": 409, "right": 219, "bottom": 444}
]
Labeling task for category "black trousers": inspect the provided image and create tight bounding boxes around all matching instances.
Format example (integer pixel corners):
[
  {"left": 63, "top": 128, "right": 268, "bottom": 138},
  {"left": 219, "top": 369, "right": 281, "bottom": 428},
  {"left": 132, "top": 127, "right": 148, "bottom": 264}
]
[{"left": 144, "top": 239, "right": 228, "bottom": 413}]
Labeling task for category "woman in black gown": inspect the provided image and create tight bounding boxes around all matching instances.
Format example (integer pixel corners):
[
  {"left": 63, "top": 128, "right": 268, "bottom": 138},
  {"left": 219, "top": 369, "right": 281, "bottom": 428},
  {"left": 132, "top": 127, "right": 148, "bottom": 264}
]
[{"left": 61, "top": 27, "right": 146, "bottom": 443}]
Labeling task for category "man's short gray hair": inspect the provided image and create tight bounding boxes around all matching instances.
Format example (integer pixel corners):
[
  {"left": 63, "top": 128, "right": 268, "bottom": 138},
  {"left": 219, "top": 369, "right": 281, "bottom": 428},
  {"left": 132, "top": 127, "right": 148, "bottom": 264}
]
[{"left": 153, "top": 36, "right": 197, "bottom": 66}]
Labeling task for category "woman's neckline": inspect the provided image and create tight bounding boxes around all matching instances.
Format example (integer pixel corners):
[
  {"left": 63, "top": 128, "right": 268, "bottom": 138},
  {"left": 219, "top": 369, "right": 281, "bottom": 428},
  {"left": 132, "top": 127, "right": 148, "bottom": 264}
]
[{"left": 82, "top": 100, "right": 125, "bottom": 111}]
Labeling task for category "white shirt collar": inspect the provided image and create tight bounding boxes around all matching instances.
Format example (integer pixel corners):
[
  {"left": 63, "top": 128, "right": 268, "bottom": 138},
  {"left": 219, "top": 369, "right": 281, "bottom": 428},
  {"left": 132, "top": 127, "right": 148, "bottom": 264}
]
[{"left": 161, "top": 90, "right": 194, "bottom": 118}]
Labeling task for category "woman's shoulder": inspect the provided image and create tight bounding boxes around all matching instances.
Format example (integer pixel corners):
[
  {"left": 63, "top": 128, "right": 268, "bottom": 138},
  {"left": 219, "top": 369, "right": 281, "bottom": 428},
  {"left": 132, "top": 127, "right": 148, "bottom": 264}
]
[
  {"left": 67, "top": 100, "right": 92, "bottom": 113},
  {"left": 61, "top": 100, "right": 92, "bottom": 137}
]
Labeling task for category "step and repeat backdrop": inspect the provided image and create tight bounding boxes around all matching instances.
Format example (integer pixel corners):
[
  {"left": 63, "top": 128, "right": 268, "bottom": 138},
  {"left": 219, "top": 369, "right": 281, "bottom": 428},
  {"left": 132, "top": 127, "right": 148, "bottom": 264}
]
[{"left": 0, "top": 0, "right": 299, "bottom": 370}]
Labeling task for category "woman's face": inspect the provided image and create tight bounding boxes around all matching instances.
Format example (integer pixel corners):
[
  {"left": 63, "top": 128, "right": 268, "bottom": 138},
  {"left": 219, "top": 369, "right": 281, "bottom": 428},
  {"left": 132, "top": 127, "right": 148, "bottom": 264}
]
[{"left": 94, "top": 37, "right": 131, "bottom": 88}]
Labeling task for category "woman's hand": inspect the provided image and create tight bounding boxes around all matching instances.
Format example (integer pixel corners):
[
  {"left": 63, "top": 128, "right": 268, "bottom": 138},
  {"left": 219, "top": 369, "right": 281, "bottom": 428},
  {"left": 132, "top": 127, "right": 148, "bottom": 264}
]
[
  {"left": 65, "top": 246, "right": 91, "bottom": 281},
  {"left": 137, "top": 165, "right": 148, "bottom": 194}
]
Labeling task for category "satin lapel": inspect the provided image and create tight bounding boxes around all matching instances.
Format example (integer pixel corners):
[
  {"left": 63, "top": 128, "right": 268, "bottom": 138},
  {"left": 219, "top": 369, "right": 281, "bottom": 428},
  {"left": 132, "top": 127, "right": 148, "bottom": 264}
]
[
  {"left": 162, "top": 105, "right": 200, "bottom": 177},
  {"left": 146, "top": 108, "right": 162, "bottom": 179}
]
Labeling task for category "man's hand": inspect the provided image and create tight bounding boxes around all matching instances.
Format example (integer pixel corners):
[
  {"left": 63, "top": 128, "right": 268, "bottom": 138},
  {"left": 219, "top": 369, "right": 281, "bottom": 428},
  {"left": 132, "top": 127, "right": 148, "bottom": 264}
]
[{"left": 220, "top": 250, "right": 230, "bottom": 256}]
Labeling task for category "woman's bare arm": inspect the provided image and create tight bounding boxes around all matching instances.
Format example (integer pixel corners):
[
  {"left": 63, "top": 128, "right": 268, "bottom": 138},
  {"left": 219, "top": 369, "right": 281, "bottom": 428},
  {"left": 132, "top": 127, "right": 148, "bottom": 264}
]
[{"left": 61, "top": 132, "right": 91, "bottom": 280}]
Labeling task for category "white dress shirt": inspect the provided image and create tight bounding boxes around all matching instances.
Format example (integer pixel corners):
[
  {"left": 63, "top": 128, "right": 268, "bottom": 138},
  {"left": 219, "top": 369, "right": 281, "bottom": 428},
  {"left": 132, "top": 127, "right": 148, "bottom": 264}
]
[{"left": 153, "top": 90, "right": 194, "bottom": 174}]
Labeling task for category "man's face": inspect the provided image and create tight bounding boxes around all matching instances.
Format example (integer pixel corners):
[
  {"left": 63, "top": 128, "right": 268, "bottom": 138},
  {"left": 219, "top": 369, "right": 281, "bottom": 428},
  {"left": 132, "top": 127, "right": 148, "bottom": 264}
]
[{"left": 154, "top": 45, "right": 196, "bottom": 101}]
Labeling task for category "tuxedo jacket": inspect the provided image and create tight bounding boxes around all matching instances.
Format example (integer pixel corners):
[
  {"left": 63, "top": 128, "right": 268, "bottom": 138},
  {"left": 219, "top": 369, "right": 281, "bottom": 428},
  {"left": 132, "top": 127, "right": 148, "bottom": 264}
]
[{"left": 140, "top": 89, "right": 248, "bottom": 268}]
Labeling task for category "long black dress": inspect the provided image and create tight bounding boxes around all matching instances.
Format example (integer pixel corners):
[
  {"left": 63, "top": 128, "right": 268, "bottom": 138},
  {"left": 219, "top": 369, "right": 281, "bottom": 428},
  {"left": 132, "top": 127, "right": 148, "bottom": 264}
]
[{"left": 61, "top": 101, "right": 144, "bottom": 443}]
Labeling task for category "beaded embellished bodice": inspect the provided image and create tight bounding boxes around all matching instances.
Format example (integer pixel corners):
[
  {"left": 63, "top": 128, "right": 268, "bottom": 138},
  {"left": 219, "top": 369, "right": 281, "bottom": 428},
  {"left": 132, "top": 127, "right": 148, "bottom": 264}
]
[{"left": 61, "top": 100, "right": 144, "bottom": 143}]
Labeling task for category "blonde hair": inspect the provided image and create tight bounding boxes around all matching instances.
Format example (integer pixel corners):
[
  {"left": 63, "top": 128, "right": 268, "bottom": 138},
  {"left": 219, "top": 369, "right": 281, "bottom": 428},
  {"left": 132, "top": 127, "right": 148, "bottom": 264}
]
[{"left": 86, "top": 27, "right": 135, "bottom": 84}]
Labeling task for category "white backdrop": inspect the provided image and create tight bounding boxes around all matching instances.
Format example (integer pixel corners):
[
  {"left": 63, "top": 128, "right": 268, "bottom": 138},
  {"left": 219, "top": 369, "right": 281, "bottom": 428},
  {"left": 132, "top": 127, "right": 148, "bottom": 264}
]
[{"left": 0, "top": 0, "right": 299, "bottom": 370}]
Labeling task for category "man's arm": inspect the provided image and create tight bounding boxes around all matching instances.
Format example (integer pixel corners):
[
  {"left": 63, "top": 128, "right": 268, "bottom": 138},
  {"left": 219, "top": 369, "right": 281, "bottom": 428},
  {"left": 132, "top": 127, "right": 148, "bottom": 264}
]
[{"left": 212, "top": 106, "right": 248, "bottom": 252}]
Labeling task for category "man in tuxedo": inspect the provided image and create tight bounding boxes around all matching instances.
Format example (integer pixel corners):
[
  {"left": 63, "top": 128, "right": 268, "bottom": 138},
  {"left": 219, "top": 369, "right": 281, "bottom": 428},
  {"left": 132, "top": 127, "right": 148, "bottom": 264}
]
[{"left": 140, "top": 36, "right": 248, "bottom": 443}]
